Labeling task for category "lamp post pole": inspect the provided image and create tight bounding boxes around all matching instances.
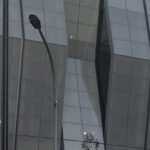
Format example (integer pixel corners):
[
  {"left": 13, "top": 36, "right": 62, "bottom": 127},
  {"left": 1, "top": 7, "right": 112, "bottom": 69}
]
[
  {"left": 38, "top": 28, "right": 58, "bottom": 150},
  {"left": 29, "top": 15, "right": 58, "bottom": 150}
]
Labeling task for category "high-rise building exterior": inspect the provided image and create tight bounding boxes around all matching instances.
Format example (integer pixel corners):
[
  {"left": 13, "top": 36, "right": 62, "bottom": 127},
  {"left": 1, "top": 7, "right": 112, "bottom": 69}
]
[
  {"left": 0, "top": 0, "right": 150, "bottom": 150},
  {"left": 102, "top": 1, "right": 150, "bottom": 150}
]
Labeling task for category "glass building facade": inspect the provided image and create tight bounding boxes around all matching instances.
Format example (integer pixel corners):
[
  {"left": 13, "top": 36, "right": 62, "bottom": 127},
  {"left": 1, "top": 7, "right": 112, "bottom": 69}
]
[{"left": 1, "top": 0, "right": 150, "bottom": 150}]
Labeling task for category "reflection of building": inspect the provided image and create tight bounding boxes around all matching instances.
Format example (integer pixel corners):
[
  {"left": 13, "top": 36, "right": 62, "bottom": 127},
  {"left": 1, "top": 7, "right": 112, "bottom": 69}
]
[{"left": 1, "top": 0, "right": 150, "bottom": 150}]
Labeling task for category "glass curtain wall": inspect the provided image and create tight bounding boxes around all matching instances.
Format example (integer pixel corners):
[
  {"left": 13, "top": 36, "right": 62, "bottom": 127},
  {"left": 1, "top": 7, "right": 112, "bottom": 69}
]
[
  {"left": 102, "top": 0, "right": 150, "bottom": 149},
  {"left": 8, "top": 0, "right": 55, "bottom": 149},
  {"left": 1, "top": 0, "right": 66, "bottom": 149}
]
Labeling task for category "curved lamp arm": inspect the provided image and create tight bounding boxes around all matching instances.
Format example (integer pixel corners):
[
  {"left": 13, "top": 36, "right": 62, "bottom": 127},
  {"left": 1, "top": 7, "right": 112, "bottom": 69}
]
[{"left": 29, "top": 14, "right": 58, "bottom": 150}]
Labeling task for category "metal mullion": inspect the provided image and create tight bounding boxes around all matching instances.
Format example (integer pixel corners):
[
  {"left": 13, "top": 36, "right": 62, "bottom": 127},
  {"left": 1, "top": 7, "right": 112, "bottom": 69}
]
[
  {"left": 1, "top": 0, "right": 9, "bottom": 150},
  {"left": 13, "top": 0, "right": 25, "bottom": 149}
]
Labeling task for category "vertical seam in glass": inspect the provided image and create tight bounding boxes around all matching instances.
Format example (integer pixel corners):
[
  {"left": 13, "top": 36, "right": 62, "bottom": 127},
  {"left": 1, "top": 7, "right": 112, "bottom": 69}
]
[
  {"left": 124, "top": 0, "right": 135, "bottom": 148},
  {"left": 13, "top": 0, "right": 25, "bottom": 149},
  {"left": 142, "top": 0, "right": 150, "bottom": 149},
  {"left": 75, "top": 59, "right": 84, "bottom": 141}
]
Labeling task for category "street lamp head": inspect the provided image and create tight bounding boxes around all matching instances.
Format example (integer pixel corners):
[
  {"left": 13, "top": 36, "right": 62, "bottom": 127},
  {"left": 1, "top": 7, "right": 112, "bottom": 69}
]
[{"left": 29, "top": 14, "right": 41, "bottom": 30}]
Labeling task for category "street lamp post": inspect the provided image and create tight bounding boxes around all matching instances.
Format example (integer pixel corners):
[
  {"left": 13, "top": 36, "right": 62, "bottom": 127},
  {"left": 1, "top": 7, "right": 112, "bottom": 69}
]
[{"left": 29, "top": 14, "right": 58, "bottom": 150}]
